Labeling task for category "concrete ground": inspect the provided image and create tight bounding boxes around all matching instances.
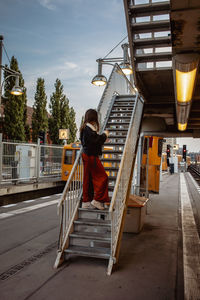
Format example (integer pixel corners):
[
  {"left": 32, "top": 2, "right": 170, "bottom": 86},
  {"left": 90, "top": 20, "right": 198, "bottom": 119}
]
[{"left": 0, "top": 173, "right": 189, "bottom": 300}]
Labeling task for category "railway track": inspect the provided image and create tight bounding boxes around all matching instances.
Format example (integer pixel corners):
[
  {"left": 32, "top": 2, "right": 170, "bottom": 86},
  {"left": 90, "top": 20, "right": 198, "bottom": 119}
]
[{"left": 188, "top": 165, "right": 200, "bottom": 186}]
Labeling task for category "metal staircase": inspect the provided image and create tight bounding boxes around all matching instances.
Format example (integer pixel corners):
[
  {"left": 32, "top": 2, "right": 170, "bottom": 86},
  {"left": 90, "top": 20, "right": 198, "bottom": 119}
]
[
  {"left": 54, "top": 64, "right": 144, "bottom": 275},
  {"left": 125, "top": 0, "right": 172, "bottom": 72},
  {"left": 64, "top": 95, "right": 136, "bottom": 262}
]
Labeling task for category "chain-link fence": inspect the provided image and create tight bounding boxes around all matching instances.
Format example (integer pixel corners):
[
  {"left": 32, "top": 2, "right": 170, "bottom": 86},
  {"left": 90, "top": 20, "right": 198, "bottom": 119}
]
[{"left": 0, "top": 135, "right": 63, "bottom": 184}]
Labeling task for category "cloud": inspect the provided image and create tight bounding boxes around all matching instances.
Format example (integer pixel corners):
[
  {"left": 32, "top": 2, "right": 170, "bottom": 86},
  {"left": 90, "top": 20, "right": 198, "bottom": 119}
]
[
  {"left": 38, "top": 0, "right": 56, "bottom": 10},
  {"left": 64, "top": 61, "right": 79, "bottom": 70}
]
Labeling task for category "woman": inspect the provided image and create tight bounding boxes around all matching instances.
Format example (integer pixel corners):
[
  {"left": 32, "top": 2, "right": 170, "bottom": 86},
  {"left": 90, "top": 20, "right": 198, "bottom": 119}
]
[{"left": 80, "top": 109, "right": 109, "bottom": 210}]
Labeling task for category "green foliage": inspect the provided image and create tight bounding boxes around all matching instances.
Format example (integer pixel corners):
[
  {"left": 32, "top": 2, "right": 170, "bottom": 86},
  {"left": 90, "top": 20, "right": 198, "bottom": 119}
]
[
  {"left": 3, "top": 56, "right": 26, "bottom": 141},
  {"left": 48, "top": 79, "right": 62, "bottom": 144},
  {"left": 32, "top": 78, "right": 48, "bottom": 142},
  {"left": 68, "top": 107, "right": 77, "bottom": 143},
  {"left": 48, "top": 79, "right": 77, "bottom": 144}
]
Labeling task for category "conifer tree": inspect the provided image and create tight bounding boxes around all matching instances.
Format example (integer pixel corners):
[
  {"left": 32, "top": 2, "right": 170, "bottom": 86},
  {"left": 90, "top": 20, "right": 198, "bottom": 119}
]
[
  {"left": 22, "top": 87, "right": 30, "bottom": 141},
  {"left": 48, "top": 79, "right": 62, "bottom": 144},
  {"left": 3, "top": 56, "right": 26, "bottom": 141},
  {"left": 32, "top": 78, "right": 48, "bottom": 142},
  {"left": 60, "top": 95, "right": 70, "bottom": 131},
  {"left": 48, "top": 79, "right": 77, "bottom": 144},
  {"left": 68, "top": 107, "right": 77, "bottom": 143}
]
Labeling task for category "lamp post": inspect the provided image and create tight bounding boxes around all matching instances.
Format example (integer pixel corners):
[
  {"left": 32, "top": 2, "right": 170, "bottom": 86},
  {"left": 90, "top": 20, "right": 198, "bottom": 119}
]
[
  {"left": 91, "top": 43, "right": 133, "bottom": 87},
  {"left": 0, "top": 35, "right": 23, "bottom": 117}
]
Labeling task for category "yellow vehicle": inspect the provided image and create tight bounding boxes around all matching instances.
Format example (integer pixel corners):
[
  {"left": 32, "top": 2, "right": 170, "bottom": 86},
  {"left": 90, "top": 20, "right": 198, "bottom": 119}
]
[
  {"left": 162, "top": 153, "right": 168, "bottom": 171},
  {"left": 61, "top": 143, "right": 81, "bottom": 181},
  {"left": 140, "top": 136, "right": 163, "bottom": 193},
  {"left": 61, "top": 143, "right": 114, "bottom": 181}
]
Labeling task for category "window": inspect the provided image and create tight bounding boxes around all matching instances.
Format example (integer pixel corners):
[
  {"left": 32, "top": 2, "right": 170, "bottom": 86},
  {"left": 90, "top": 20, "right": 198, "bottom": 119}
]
[
  {"left": 75, "top": 150, "right": 80, "bottom": 161},
  {"left": 158, "top": 139, "right": 163, "bottom": 157},
  {"left": 64, "top": 150, "right": 73, "bottom": 165},
  {"left": 143, "top": 138, "right": 148, "bottom": 154}
]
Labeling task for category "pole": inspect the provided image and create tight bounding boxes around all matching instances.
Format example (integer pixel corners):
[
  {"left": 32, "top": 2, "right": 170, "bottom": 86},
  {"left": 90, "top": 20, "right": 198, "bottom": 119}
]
[
  {"left": 135, "top": 136, "right": 142, "bottom": 195},
  {"left": 0, "top": 35, "right": 3, "bottom": 116},
  {"left": 0, "top": 133, "right": 2, "bottom": 184}
]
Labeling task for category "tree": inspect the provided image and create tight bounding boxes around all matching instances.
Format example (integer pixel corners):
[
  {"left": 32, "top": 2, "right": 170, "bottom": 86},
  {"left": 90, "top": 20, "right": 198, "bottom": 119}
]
[
  {"left": 48, "top": 79, "right": 77, "bottom": 144},
  {"left": 68, "top": 107, "right": 77, "bottom": 143},
  {"left": 32, "top": 78, "right": 48, "bottom": 142},
  {"left": 48, "top": 79, "right": 62, "bottom": 144},
  {"left": 60, "top": 95, "right": 70, "bottom": 131},
  {"left": 22, "top": 87, "right": 30, "bottom": 141},
  {"left": 3, "top": 56, "right": 26, "bottom": 141}
]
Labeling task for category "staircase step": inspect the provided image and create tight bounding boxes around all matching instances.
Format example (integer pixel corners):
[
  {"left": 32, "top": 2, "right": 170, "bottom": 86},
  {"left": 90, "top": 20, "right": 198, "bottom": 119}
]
[
  {"left": 135, "top": 52, "right": 172, "bottom": 63},
  {"left": 108, "top": 175, "right": 117, "bottom": 180},
  {"left": 70, "top": 231, "right": 111, "bottom": 240},
  {"left": 111, "top": 108, "right": 133, "bottom": 112},
  {"left": 75, "top": 218, "right": 111, "bottom": 225},
  {"left": 102, "top": 149, "right": 123, "bottom": 154},
  {"left": 74, "top": 218, "right": 111, "bottom": 234},
  {"left": 104, "top": 166, "right": 119, "bottom": 171},
  {"left": 104, "top": 141, "right": 124, "bottom": 146},
  {"left": 108, "top": 186, "right": 115, "bottom": 191},
  {"left": 106, "top": 128, "right": 128, "bottom": 131},
  {"left": 113, "top": 104, "right": 134, "bottom": 108},
  {"left": 64, "top": 245, "right": 111, "bottom": 259},
  {"left": 130, "top": 1, "right": 170, "bottom": 16},
  {"left": 108, "top": 116, "right": 131, "bottom": 120},
  {"left": 115, "top": 96, "right": 135, "bottom": 101},
  {"left": 102, "top": 158, "right": 121, "bottom": 163},
  {"left": 133, "top": 36, "right": 171, "bottom": 48},
  {"left": 78, "top": 208, "right": 110, "bottom": 221},
  {"left": 69, "top": 231, "right": 111, "bottom": 248},
  {"left": 107, "top": 122, "right": 130, "bottom": 125},
  {"left": 132, "top": 20, "right": 170, "bottom": 33}
]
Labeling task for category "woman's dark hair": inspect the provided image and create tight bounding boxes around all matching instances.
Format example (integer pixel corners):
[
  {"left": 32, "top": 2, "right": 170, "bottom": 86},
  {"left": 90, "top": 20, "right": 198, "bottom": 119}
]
[{"left": 80, "top": 109, "right": 99, "bottom": 134}]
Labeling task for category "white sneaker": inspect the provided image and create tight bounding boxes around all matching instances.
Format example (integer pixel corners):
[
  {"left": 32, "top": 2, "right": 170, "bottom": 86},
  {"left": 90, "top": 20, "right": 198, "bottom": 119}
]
[
  {"left": 82, "top": 202, "right": 95, "bottom": 209},
  {"left": 91, "top": 200, "right": 104, "bottom": 210}
]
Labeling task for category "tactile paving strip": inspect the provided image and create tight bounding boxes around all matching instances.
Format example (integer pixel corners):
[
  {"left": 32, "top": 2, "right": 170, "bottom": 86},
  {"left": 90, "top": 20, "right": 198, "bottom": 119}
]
[{"left": 0, "top": 241, "right": 57, "bottom": 281}]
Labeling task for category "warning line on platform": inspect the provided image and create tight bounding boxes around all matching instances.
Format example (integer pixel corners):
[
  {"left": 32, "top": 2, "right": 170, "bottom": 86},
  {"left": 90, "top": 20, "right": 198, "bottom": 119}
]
[
  {"left": 180, "top": 173, "right": 200, "bottom": 299},
  {"left": 0, "top": 200, "right": 58, "bottom": 219}
]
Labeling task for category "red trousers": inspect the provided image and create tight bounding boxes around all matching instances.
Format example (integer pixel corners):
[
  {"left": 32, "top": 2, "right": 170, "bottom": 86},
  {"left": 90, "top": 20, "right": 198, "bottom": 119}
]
[{"left": 82, "top": 153, "right": 109, "bottom": 203}]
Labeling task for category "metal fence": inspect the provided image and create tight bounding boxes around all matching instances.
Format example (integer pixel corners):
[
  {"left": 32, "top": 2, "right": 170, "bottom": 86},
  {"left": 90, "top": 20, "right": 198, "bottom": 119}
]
[{"left": 0, "top": 135, "right": 63, "bottom": 184}]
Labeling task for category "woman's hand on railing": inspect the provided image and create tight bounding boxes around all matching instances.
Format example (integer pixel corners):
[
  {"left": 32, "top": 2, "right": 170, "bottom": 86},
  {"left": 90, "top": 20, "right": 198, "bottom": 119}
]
[{"left": 104, "top": 130, "right": 109, "bottom": 137}]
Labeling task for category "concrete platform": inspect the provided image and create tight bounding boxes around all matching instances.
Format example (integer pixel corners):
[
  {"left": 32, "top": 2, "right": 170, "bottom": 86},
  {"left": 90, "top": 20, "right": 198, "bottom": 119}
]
[
  {"left": 0, "top": 178, "right": 65, "bottom": 205},
  {"left": 0, "top": 173, "right": 199, "bottom": 299}
]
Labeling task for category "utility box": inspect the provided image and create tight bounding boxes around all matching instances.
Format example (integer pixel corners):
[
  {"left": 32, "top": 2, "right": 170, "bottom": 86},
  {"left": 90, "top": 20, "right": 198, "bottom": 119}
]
[
  {"left": 124, "top": 195, "right": 148, "bottom": 233},
  {"left": 16, "top": 145, "right": 36, "bottom": 180}
]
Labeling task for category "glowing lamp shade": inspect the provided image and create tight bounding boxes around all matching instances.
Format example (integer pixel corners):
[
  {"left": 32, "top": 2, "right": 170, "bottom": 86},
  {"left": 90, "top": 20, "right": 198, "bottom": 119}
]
[
  {"left": 176, "top": 68, "right": 197, "bottom": 103},
  {"left": 10, "top": 86, "right": 23, "bottom": 96},
  {"left": 119, "top": 62, "right": 133, "bottom": 75},
  {"left": 91, "top": 75, "right": 107, "bottom": 86},
  {"left": 178, "top": 123, "right": 187, "bottom": 131}
]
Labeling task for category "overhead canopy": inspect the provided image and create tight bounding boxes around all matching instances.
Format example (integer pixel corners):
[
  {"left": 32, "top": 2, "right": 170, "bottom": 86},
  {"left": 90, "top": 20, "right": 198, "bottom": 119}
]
[{"left": 124, "top": 0, "right": 200, "bottom": 137}]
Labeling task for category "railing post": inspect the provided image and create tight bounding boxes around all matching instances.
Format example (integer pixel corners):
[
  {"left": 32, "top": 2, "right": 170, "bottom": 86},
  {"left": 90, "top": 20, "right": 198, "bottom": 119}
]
[
  {"left": 0, "top": 133, "right": 2, "bottom": 184},
  {"left": 135, "top": 135, "right": 142, "bottom": 195},
  {"left": 36, "top": 138, "right": 40, "bottom": 182}
]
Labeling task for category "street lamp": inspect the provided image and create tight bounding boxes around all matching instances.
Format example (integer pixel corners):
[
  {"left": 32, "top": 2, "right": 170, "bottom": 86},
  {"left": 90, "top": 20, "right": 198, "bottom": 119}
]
[
  {"left": 1, "top": 65, "right": 23, "bottom": 96},
  {"left": 0, "top": 35, "right": 24, "bottom": 116},
  {"left": 91, "top": 43, "right": 133, "bottom": 86}
]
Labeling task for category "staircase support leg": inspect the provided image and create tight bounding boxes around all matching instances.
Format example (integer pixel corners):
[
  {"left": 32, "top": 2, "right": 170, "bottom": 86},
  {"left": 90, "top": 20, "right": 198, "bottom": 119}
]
[
  {"left": 107, "top": 257, "right": 114, "bottom": 276},
  {"left": 54, "top": 250, "right": 65, "bottom": 269}
]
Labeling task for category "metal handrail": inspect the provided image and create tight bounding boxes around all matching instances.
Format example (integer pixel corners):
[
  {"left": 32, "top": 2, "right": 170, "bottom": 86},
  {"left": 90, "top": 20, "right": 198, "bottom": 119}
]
[
  {"left": 55, "top": 61, "right": 142, "bottom": 270},
  {"left": 55, "top": 63, "right": 133, "bottom": 264},
  {"left": 57, "top": 63, "right": 134, "bottom": 210}
]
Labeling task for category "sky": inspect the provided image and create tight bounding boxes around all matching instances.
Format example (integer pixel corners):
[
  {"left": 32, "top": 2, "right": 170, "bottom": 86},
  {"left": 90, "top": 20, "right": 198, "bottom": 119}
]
[
  {"left": 0, "top": 0, "right": 199, "bottom": 152},
  {"left": 0, "top": 0, "right": 127, "bottom": 127}
]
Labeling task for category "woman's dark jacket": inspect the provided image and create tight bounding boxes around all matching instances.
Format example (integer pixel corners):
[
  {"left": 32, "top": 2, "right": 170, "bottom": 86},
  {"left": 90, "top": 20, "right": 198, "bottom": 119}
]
[{"left": 80, "top": 125, "right": 107, "bottom": 156}]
